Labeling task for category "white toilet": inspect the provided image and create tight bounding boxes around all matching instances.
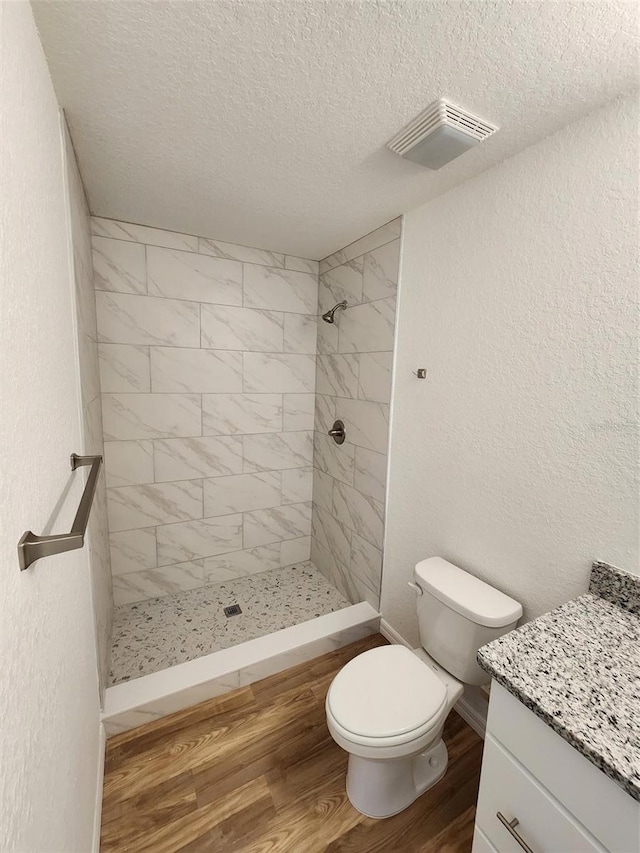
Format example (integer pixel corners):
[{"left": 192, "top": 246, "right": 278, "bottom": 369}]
[{"left": 325, "top": 557, "right": 522, "bottom": 819}]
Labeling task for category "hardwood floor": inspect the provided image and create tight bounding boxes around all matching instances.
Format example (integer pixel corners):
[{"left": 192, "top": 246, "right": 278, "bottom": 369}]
[{"left": 101, "top": 635, "right": 483, "bottom": 852}]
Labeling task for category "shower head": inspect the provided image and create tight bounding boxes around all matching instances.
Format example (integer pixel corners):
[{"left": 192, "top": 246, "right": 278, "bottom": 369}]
[{"left": 322, "top": 300, "right": 348, "bottom": 324}]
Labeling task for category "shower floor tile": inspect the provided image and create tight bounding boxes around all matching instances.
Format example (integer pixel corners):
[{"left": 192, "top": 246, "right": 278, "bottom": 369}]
[{"left": 108, "top": 562, "right": 350, "bottom": 685}]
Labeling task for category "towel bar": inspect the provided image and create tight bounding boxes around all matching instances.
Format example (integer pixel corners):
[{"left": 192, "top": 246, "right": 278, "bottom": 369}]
[{"left": 17, "top": 453, "right": 102, "bottom": 571}]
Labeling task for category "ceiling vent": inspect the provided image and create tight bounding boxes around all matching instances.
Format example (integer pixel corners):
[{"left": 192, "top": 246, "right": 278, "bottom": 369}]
[{"left": 387, "top": 99, "right": 498, "bottom": 170}]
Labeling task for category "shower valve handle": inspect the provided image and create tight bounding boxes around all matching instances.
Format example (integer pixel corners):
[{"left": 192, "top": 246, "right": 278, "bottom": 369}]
[{"left": 328, "top": 420, "right": 346, "bottom": 445}]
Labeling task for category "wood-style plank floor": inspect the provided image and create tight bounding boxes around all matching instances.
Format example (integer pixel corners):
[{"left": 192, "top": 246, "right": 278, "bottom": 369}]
[{"left": 101, "top": 635, "right": 483, "bottom": 852}]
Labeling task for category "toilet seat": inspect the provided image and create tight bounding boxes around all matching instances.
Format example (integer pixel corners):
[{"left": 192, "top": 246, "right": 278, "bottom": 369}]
[{"left": 326, "top": 645, "right": 448, "bottom": 753}]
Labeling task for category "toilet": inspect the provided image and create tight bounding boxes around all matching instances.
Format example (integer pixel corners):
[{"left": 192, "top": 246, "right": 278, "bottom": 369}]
[{"left": 325, "top": 557, "right": 522, "bottom": 818}]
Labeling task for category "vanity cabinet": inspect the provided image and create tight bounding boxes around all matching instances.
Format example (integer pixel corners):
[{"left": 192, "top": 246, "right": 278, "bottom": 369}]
[{"left": 472, "top": 682, "right": 639, "bottom": 853}]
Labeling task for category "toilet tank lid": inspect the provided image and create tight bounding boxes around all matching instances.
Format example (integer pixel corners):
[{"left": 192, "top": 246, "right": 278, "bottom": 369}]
[{"left": 415, "top": 557, "right": 523, "bottom": 628}]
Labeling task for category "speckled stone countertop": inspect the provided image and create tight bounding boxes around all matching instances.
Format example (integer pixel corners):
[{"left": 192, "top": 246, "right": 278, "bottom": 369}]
[{"left": 478, "top": 562, "right": 640, "bottom": 801}]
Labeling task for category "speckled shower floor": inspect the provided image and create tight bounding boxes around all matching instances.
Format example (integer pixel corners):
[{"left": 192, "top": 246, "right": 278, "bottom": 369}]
[{"left": 108, "top": 562, "right": 350, "bottom": 685}]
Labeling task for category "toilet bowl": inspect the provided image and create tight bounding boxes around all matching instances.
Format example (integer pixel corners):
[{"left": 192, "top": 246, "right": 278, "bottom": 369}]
[
  {"left": 326, "top": 644, "right": 463, "bottom": 817},
  {"left": 325, "top": 557, "right": 522, "bottom": 818}
]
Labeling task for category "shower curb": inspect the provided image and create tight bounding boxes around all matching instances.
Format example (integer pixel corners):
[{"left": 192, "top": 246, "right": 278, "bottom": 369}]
[{"left": 102, "top": 602, "right": 380, "bottom": 736}]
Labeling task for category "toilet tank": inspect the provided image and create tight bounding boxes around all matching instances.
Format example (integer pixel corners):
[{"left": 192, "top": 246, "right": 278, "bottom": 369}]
[{"left": 414, "top": 558, "right": 522, "bottom": 686}]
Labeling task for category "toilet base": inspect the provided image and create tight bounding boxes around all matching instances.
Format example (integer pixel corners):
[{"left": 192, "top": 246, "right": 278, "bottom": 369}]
[{"left": 345, "top": 738, "right": 449, "bottom": 819}]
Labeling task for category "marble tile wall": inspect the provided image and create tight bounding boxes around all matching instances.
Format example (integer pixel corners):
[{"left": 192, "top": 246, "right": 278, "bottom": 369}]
[
  {"left": 92, "top": 217, "right": 319, "bottom": 605},
  {"left": 311, "top": 219, "right": 402, "bottom": 610},
  {"left": 63, "top": 121, "right": 113, "bottom": 700}
]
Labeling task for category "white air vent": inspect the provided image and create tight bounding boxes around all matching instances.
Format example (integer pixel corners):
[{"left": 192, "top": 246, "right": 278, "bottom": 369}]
[{"left": 387, "top": 99, "right": 498, "bottom": 170}]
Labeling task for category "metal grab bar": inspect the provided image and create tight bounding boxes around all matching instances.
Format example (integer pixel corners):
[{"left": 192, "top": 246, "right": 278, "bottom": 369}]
[{"left": 17, "top": 453, "right": 102, "bottom": 571}]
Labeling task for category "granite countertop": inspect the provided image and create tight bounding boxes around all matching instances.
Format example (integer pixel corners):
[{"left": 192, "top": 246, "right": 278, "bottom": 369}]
[{"left": 477, "top": 562, "right": 640, "bottom": 801}]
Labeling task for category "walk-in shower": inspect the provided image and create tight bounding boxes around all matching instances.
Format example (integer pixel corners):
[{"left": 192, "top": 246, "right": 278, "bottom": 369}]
[{"left": 87, "top": 214, "right": 401, "bottom": 734}]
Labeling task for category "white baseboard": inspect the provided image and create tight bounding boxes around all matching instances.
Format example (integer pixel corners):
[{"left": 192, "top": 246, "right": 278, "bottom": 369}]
[
  {"left": 92, "top": 722, "right": 106, "bottom": 852},
  {"left": 379, "top": 618, "right": 486, "bottom": 739},
  {"left": 379, "top": 618, "right": 411, "bottom": 648},
  {"left": 454, "top": 695, "right": 486, "bottom": 739}
]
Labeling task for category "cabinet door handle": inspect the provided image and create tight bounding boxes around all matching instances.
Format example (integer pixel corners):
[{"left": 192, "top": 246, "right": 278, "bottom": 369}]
[{"left": 497, "top": 812, "right": 535, "bottom": 853}]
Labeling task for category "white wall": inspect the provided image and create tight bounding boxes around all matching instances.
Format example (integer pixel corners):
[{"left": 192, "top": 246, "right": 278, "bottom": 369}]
[
  {"left": 63, "top": 122, "right": 113, "bottom": 700},
  {"left": 383, "top": 93, "right": 639, "bottom": 646},
  {"left": 1, "top": 4, "right": 102, "bottom": 850}
]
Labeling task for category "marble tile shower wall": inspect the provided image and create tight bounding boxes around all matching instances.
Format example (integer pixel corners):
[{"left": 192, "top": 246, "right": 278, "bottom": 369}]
[
  {"left": 91, "top": 217, "right": 319, "bottom": 606},
  {"left": 311, "top": 219, "right": 402, "bottom": 610}
]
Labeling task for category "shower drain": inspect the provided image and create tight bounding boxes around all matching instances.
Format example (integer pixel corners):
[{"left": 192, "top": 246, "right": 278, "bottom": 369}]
[{"left": 224, "top": 604, "right": 242, "bottom": 617}]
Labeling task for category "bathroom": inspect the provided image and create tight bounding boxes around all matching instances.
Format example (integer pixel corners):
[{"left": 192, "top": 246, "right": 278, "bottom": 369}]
[{"left": 2, "top": 1, "right": 638, "bottom": 851}]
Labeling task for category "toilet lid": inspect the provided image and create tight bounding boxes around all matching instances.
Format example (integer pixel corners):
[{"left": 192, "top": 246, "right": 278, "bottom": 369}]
[{"left": 327, "top": 645, "right": 448, "bottom": 738}]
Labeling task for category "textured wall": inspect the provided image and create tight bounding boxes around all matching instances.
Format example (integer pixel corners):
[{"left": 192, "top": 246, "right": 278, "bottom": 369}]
[
  {"left": 1, "top": 4, "right": 101, "bottom": 850},
  {"left": 383, "top": 94, "right": 640, "bottom": 647},
  {"left": 311, "top": 220, "right": 401, "bottom": 609},
  {"left": 62, "top": 121, "right": 113, "bottom": 700},
  {"left": 93, "top": 218, "right": 319, "bottom": 605}
]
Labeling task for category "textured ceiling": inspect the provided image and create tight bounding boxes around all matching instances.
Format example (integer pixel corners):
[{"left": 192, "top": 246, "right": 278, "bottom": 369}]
[{"left": 32, "top": 1, "right": 638, "bottom": 258}]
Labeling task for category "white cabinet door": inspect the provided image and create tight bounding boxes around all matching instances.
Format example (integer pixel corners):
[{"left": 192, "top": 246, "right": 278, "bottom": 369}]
[
  {"left": 472, "top": 827, "right": 499, "bottom": 853},
  {"left": 475, "top": 735, "right": 606, "bottom": 853},
  {"left": 486, "top": 683, "right": 638, "bottom": 853}
]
